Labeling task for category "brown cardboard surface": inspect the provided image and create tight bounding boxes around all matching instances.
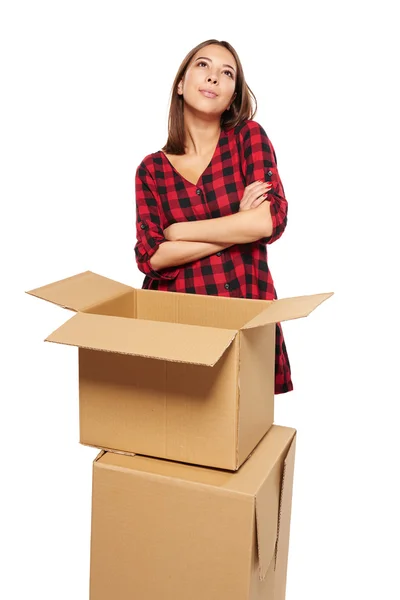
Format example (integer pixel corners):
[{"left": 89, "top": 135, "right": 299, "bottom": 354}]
[
  {"left": 274, "top": 436, "right": 297, "bottom": 600},
  {"left": 86, "top": 290, "right": 136, "bottom": 319},
  {"left": 46, "top": 311, "right": 237, "bottom": 366},
  {"left": 26, "top": 270, "right": 132, "bottom": 311},
  {"left": 237, "top": 325, "right": 276, "bottom": 466},
  {"left": 135, "top": 287, "right": 268, "bottom": 328},
  {"left": 95, "top": 423, "right": 293, "bottom": 494},
  {"left": 255, "top": 459, "right": 281, "bottom": 580},
  {"left": 89, "top": 425, "right": 296, "bottom": 600},
  {"left": 79, "top": 337, "right": 240, "bottom": 469},
  {"left": 248, "top": 433, "right": 296, "bottom": 600},
  {"left": 242, "top": 292, "right": 333, "bottom": 329},
  {"left": 28, "top": 270, "right": 332, "bottom": 469}
]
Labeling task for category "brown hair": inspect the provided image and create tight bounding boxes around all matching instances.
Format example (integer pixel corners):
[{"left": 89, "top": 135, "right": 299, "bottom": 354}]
[{"left": 161, "top": 39, "right": 257, "bottom": 155}]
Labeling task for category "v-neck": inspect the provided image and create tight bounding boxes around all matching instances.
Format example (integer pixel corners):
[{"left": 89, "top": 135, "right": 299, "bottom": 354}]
[{"left": 159, "top": 128, "right": 225, "bottom": 187}]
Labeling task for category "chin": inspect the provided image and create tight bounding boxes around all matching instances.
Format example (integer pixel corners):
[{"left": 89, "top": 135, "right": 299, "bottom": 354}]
[{"left": 190, "top": 103, "right": 221, "bottom": 117}]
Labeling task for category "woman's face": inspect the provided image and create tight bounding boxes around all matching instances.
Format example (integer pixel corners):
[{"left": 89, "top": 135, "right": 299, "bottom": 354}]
[{"left": 178, "top": 44, "right": 237, "bottom": 117}]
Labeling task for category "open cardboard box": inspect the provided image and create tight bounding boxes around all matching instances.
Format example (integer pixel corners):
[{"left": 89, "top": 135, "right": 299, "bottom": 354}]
[
  {"left": 27, "top": 270, "right": 332, "bottom": 470},
  {"left": 89, "top": 425, "right": 297, "bottom": 600}
]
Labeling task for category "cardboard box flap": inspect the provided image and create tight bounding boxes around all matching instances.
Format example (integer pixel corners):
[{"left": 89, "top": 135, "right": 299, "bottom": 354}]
[
  {"left": 255, "top": 467, "right": 281, "bottom": 581},
  {"left": 242, "top": 292, "right": 333, "bottom": 330},
  {"left": 26, "top": 270, "right": 133, "bottom": 311},
  {"left": 94, "top": 450, "right": 106, "bottom": 463},
  {"left": 275, "top": 435, "right": 297, "bottom": 574},
  {"left": 46, "top": 312, "right": 237, "bottom": 366}
]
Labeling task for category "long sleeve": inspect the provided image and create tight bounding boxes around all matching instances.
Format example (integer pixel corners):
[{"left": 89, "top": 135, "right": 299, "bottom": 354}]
[
  {"left": 134, "top": 162, "right": 180, "bottom": 281},
  {"left": 239, "top": 120, "right": 288, "bottom": 244}
]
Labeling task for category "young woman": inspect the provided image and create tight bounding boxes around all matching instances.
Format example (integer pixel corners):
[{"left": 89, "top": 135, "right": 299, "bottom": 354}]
[{"left": 134, "top": 39, "right": 292, "bottom": 394}]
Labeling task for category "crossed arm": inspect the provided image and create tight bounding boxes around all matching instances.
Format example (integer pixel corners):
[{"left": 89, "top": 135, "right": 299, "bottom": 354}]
[
  {"left": 149, "top": 202, "right": 272, "bottom": 272},
  {"left": 135, "top": 121, "right": 287, "bottom": 279},
  {"left": 163, "top": 201, "right": 272, "bottom": 244}
]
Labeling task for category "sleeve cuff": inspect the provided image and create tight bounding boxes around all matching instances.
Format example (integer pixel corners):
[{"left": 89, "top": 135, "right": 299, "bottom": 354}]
[
  {"left": 147, "top": 265, "right": 180, "bottom": 281},
  {"left": 142, "top": 240, "right": 180, "bottom": 281}
]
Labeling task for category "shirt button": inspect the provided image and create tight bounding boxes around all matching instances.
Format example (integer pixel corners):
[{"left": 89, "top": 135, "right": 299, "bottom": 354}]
[
  {"left": 196, "top": 188, "right": 202, "bottom": 195},
  {"left": 267, "top": 170, "right": 272, "bottom": 176},
  {"left": 224, "top": 283, "right": 230, "bottom": 290},
  {"left": 216, "top": 251, "right": 222, "bottom": 256},
  {"left": 140, "top": 223, "right": 146, "bottom": 229}
]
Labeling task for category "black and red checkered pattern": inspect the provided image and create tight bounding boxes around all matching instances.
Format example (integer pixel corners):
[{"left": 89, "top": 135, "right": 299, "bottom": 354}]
[{"left": 134, "top": 119, "right": 292, "bottom": 393}]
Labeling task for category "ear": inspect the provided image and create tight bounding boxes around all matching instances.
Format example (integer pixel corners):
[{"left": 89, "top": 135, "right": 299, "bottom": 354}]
[{"left": 177, "top": 78, "right": 184, "bottom": 95}]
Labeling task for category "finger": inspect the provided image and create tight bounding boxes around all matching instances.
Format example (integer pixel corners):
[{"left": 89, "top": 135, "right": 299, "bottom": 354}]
[
  {"left": 241, "top": 183, "right": 271, "bottom": 209},
  {"left": 244, "top": 182, "right": 272, "bottom": 201},
  {"left": 240, "top": 199, "right": 252, "bottom": 210},
  {"left": 250, "top": 197, "right": 266, "bottom": 208},
  {"left": 253, "top": 183, "right": 272, "bottom": 194},
  {"left": 247, "top": 180, "right": 270, "bottom": 190},
  {"left": 251, "top": 194, "right": 271, "bottom": 208},
  {"left": 240, "top": 192, "right": 254, "bottom": 210},
  {"left": 250, "top": 187, "right": 271, "bottom": 204}
]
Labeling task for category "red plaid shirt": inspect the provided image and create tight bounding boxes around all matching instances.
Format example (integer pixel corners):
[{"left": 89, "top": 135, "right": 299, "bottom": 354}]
[{"left": 134, "top": 119, "right": 292, "bottom": 394}]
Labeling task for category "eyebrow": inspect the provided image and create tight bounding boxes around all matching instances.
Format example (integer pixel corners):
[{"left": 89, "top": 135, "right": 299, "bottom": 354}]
[{"left": 195, "top": 56, "right": 236, "bottom": 73}]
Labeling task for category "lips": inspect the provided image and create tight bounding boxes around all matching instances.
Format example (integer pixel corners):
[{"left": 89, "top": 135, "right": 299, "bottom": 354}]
[{"left": 200, "top": 89, "right": 218, "bottom": 98}]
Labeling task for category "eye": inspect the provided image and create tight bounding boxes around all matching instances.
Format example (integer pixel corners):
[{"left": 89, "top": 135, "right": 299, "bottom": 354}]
[{"left": 197, "top": 61, "right": 234, "bottom": 79}]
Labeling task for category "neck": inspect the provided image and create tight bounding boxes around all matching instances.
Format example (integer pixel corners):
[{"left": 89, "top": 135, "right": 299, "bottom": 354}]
[{"left": 182, "top": 112, "right": 221, "bottom": 156}]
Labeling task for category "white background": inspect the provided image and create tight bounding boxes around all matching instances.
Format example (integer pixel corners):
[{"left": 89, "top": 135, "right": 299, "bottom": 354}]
[{"left": 1, "top": 1, "right": 399, "bottom": 598}]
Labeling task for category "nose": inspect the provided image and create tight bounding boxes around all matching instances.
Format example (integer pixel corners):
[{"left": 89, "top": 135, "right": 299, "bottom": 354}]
[{"left": 207, "top": 74, "right": 218, "bottom": 84}]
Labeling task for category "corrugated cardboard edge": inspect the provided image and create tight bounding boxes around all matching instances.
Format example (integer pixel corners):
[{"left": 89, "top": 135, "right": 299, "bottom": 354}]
[
  {"left": 273, "top": 433, "right": 297, "bottom": 599},
  {"left": 255, "top": 481, "right": 277, "bottom": 581},
  {"left": 254, "top": 431, "right": 297, "bottom": 582},
  {"left": 26, "top": 270, "right": 134, "bottom": 312},
  {"left": 254, "top": 449, "right": 283, "bottom": 581},
  {"left": 90, "top": 453, "right": 250, "bottom": 500},
  {"left": 83, "top": 441, "right": 238, "bottom": 471},
  {"left": 85, "top": 442, "right": 137, "bottom": 459},
  {"left": 94, "top": 449, "right": 106, "bottom": 462},
  {"left": 242, "top": 292, "right": 334, "bottom": 330},
  {"left": 46, "top": 312, "right": 238, "bottom": 367},
  {"left": 90, "top": 448, "right": 107, "bottom": 585},
  {"left": 235, "top": 333, "right": 242, "bottom": 470}
]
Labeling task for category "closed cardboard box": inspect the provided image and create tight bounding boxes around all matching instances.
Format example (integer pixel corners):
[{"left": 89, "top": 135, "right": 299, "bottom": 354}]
[
  {"left": 90, "top": 425, "right": 297, "bottom": 600},
  {"left": 28, "top": 270, "right": 330, "bottom": 469}
]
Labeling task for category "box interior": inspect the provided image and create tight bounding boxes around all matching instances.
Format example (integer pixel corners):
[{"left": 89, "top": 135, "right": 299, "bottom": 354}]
[{"left": 85, "top": 288, "right": 271, "bottom": 330}]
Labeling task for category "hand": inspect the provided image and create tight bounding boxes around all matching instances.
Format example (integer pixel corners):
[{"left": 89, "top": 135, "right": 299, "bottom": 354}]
[{"left": 239, "top": 180, "right": 272, "bottom": 212}]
